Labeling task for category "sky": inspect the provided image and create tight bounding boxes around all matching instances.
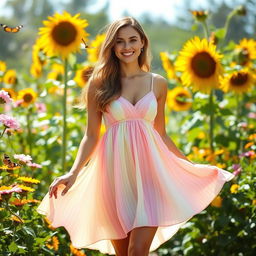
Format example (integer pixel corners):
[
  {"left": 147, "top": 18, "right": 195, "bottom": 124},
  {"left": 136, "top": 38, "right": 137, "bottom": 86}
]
[
  {"left": 0, "top": 0, "right": 210, "bottom": 24},
  {"left": 0, "top": 0, "right": 247, "bottom": 24}
]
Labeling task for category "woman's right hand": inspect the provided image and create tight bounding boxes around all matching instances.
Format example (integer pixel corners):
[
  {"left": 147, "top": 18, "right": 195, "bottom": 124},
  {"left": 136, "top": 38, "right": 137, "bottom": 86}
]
[{"left": 49, "top": 172, "right": 78, "bottom": 199}]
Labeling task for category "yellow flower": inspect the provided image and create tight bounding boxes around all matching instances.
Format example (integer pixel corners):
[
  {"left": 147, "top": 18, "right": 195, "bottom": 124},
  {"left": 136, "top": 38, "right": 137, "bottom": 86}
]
[
  {"left": 160, "top": 52, "right": 176, "bottom": 80},
  {"left": 39, "top": 11, "right": 89, "bottom": 59},
  {"left": 87, "top": 33, "right": 105, "bottom": 63},
  {"left": 244, "top": 141, "right": 254, "bottom": 149},
  {"left": 32, "top": 37, "right": 47, "bottom": 66},
  {"left": 216, "top": 162, "right": 226, "bottom": 169},
  {"left": 70, "top": 244, "right": 87, "bottom": 256},
  {"left": 74, "top": 65, "right": 94, "bottom": 87},
  {"left": 17, "top": 176, "right": 40, "bottom": 184},
  {"left": 167, "top": 87, "right": 192, "bottom": 111},
  {"left": 0, "top": 60, "right": 7, "bottom": 73},
  {"left": 17, "top": 184, "right": 35, "bottom": 192},
  {"left": 197, "top": 131, "right": 206, "bottom": 139},
  {"left": 3, "top": 69, "right": 17, "bottom": 85},
  {"left": 10, "top": 214, "right": 24, "bottom": 223},
  {"left": 230, "top": 184, "right": 240, "bottom": 194},
  {"left": 47, "top": 63, "right": 64, "bottom": 80},
  {"left": 219, "top": 69, "right": 255, "bottom": 94},
  {"left": 211, "top": 195, "right": 222, "bottom": 207},
  {"left": 30, "top": 62, "right": 42, "bottom": 78},
  {"left": 46, "top": 236, "right": 59, "bottom": 251},
  {"left": 17, "top": 88, "right": 37, "bottom": 107},
  {"left": 234, "top": 38, "right": 256, "bottom": 66},
  {"left": 175, "top": 36, "right": 223, "bottom": 94},
  {"left": 1, "top": 88, "right": 17, "bottom": 100}
]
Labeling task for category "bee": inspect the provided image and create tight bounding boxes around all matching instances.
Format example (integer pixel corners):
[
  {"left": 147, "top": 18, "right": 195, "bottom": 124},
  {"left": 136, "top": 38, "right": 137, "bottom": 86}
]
[
  {"left": 0, "top": 24, "right": 23, "bottom": 33},
  {"left": 2, "top": 153, "right": 20, "bottom": 168}
]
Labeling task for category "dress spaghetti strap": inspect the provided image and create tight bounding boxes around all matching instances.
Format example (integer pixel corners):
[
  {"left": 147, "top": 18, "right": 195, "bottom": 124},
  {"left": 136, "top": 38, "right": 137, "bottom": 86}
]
[{"left": 150, "top": 73, "right": 154, "bottom": 91}]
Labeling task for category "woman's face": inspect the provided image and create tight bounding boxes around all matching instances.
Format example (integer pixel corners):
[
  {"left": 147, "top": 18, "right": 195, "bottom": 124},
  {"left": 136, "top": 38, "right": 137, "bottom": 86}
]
[{"left": 113, "top": 25, "right": 144, "bottom": 64}]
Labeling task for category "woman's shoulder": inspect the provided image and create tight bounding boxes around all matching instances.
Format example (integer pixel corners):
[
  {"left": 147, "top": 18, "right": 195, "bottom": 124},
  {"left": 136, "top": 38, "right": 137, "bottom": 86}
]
[
  {"left": 150, "top": 72, "right": 168, "bottom": 98},
  {"left": 151, "top": 72, "right": 168, "bottom": 88}
]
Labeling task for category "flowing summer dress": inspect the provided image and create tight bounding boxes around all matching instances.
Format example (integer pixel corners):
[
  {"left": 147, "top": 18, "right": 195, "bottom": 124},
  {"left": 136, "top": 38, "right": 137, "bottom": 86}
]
[{"left": 36, "top": 72, "right": 235, "bottom": 255}]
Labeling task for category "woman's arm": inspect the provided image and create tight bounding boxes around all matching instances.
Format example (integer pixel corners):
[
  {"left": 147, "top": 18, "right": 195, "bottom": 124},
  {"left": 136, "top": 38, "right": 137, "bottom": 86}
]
[
  {"left": 69, "top": 79, "right": 103, "bottom": 176},
  {"left": 153, "top": 74, "right": 192, "bottom": 163}
]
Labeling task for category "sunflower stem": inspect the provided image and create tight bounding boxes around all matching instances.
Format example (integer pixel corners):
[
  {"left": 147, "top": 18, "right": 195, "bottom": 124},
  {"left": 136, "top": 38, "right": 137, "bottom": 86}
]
[
  {"left": 26, "top": 106, "right": 32, "bottom": 155},
  {"left": 202, "top": 20, "right": 209, "bottom": 39},
  {"left": 202, "top": 19, "right": 214, "bottom": 152},
  {"left": 235, "top": 93, "right": 241, "bottom": 154},
  {"left": 223, "top": 9, "right": 237, "bottom": 43},
  {"left": 209, "top": 89, "right": 214, "bottom": 152},
  {"left": 62, "top": 59, "right": 68, "bottom": 173}
]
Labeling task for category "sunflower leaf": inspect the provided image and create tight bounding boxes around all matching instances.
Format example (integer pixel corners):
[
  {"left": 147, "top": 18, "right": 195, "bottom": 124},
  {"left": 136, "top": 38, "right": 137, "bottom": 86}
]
[{"left": 214, "top": 28, "right": 226, "bottom": 40}]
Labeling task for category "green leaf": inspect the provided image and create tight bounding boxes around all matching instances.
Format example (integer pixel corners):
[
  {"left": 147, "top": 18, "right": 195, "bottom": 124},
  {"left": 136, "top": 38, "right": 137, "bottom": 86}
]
[
  {"left": 23, "top": 226, "right": 36, "bottom": 237},
  {"left": 191, "top": 23, "right": 199, "bottom": 31},
  {"left": 214, "top": 28, "right": 226, "bottom": 39},
  {"left": 8, "top": 241, "right": 18, "bottom": 252}
]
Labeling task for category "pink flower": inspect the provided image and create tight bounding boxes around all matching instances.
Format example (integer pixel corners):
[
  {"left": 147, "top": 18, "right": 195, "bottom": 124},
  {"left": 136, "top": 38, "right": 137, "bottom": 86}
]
[
  {"left": 232, "top": 163, "right": 242, "bottom": 176},
  {"left": 12, "top": 99, "right": 24, "bottom": 108},
  {"left": 248, "top": 112, "right": 256, "bottom": 119},
  {"left": 13, "top": 154, "right": 32, "bottom": 164},
  {"left": 35, "top": 102, "right": 46, "bottom": 113},
  {"left": 27, "top": 162, "right": 42, "bottom": 168},
  {"left": 0, "top": 185, "right": 22, "bottom": 195},
  {"left": 239, "top": 150, "right": 255, "bottom": 158},
  {"left": 0, "top": 90, "right": 13, "bottom": 104},
  {"left": 0, "top": 114, "right": 20, "bottom": 130}
]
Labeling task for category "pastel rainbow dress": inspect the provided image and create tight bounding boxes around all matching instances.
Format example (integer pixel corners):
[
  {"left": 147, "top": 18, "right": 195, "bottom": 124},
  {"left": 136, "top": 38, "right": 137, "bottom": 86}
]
[{"left": 37, "top": 72, "right": 235, "bottom": 255}]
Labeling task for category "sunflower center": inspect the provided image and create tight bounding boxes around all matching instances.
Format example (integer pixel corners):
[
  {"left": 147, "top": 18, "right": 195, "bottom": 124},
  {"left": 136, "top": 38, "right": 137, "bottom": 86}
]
[
  {"left": 175, "top": 93, "right": 188, "bottom": 105},
  {"left": 239, "top": 48, "right": 249, "bottom": 65},
  {"left": 24, "top": 93, "right": 33, "bottom": 102},
  {"left": 230, "top": 72, "right": 248, "bottom": 86},
  {"left": 191, "top": 51, "right": 216, "bottom": 78},
  {"left": 51, "top": 21, "right": 77, "bottom": 46}
]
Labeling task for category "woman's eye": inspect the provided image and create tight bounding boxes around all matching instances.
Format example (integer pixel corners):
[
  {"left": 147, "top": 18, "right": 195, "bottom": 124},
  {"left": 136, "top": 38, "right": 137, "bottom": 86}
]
[{"left": 116, "top": 39, "right": 137, "bottom": 44}]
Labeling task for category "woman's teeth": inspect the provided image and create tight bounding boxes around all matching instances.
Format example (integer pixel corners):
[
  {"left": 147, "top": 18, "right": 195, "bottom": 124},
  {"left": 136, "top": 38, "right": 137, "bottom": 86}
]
[{"left": 122, "top": 52, "right": 134, "bottom": 56}]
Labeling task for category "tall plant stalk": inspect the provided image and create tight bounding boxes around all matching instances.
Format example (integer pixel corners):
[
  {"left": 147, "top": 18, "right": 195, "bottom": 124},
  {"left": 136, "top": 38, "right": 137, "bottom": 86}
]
[
  {"left": 202, "top": 20, "right": 215, "bottom": 152},
  {"left": 62, "top": 59, "right": 68, "bottom": 173}
]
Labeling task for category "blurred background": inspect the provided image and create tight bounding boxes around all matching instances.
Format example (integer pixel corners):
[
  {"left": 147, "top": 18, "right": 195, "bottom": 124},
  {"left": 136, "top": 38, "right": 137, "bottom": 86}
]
[{"left": 0, "top": 0, "right": 255, "bottom": 72}]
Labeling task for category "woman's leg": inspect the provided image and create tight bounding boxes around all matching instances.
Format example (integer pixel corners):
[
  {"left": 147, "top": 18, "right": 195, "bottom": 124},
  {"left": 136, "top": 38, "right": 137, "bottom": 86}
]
[
  {"left": 111, "top": 230, "right": 131, "bottom": 256},
  {"left": 128, "top": 226, "right": 158, "bottom": 256}
]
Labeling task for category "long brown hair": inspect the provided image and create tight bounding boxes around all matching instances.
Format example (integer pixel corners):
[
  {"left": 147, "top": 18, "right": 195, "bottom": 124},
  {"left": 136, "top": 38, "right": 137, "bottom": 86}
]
[{"left": 73, "top": 16, "right": 152, "bottom": 113}]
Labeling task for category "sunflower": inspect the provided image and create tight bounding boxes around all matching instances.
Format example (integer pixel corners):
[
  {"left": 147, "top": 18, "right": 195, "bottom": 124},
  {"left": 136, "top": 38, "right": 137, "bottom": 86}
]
[
  {"left": 3, "top": 69, "right": 17, "bottom": 85},
  {"left": 175, "top": 36, "right": 223, "bottom": 94},
  {"left": 166, "top": 87, "right": 192, "bottom": 111},
  {"left": 159, "top": 52, "right": 176, "bottom": 80},
  {"left": 17, "top": 88, "right": 37, "bottom": 107},
  {"left": 0, "top": 60, "right": 7, "bottom": 74},
  {"left": 220, "top": 69, "right": 255, "bottom": 94},
  {"left": 30, "top": 62, "right": 42, "bottom": 78},
  {"left": 234, "top": 38, "right": 256, "bottom": 66},
  {"left": 87, "top": 33, "right": 105, "bottom": 63},
  {"left": 1, "top": 88, "right": 17, "bottom": 100},
  {"left": 47, "top": 63, "right": 64, "bottom": 81},
  {"left": 74, "top": 65, "right": 94, "bottom": 87},
  {"left": 190, "top": 10, "right": 209, "bottom": 22},
  {"left": 39, "top": 11, "right": 89, "bottom": 59},
  {"left": 32, "top": 37, "right": 47, "bottom": 67}
]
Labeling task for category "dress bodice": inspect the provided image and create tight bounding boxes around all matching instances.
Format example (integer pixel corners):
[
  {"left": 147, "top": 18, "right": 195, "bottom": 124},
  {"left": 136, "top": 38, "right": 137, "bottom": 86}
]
[{"left": 102, "top": 73, "right": 157, "bottom": 131}]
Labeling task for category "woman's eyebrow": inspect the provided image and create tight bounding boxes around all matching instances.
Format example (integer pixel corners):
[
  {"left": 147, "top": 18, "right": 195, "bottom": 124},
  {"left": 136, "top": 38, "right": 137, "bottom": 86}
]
[{"left": 116, "top": 36, "right": 138, "bottom": 40}]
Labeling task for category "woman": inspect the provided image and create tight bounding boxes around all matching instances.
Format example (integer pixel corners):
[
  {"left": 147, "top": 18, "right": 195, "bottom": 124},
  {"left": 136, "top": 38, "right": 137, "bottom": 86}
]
[{"left": 37, "top": 16, "right": 235, "bottom": 256}]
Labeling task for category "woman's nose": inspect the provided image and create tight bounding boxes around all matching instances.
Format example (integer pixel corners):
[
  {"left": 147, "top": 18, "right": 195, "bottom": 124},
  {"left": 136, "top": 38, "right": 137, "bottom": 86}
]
[{"left": 123, "top": 42, "right": 131, "bottom": 49}]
